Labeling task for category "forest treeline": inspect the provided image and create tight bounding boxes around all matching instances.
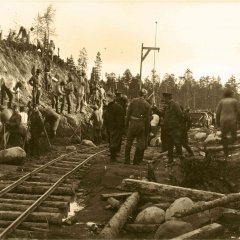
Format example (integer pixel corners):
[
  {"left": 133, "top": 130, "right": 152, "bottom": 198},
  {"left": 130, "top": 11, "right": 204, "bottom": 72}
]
[{"left": 102, "top": 68, "right": 239, "bottom": 111}]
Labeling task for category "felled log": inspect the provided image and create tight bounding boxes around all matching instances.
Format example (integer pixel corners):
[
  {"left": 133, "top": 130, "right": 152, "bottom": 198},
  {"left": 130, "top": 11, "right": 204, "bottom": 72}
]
[
  {"left": 99, "top": 192, "right": 140, "bottom": 239},
  {"left": 2, "top": 193, "right": 72, "bottom": 202},
  {"left": 0, "top": 198, "right": 69, "bottom": 209},
  {"left": 0, "top": 147, "right": 26, "bottom": 164},
  {"left": 170, "top": 223, "right": 224, "bottom": 240},
  {"left": 0, "top": 203, "right": 59, "bottom": 213},
  {"left": 141, "top": 195, "right": 175, "bottom": 203},
  {"left": 107, "top": 197, "right": 121, "bottom": 209},
  {"left": 0, "top": 228, "right": 47, "bottom": 238},
  {"left": 203, "top": 144, "right": 240, "bottom": 153},
  {"left": 101, "top": 192, "right": 133, "bottom": 200},
  {"left": 0, "top": 211, "right": 62, "bottom": 224},
  {"left": 120, "top": 179, "right": 224, "bottom": 201},
  {"left": 7, "top": 185, "right": 74, "bottom": 195},
  {"left": 124, "top": 224, "right": 159, "bottom": 233},
  {"left": 221, "top": 208, "right": 240, "bottom": 224},
  {"left": 174, "top": 193, "right": 240, "bottom": 218},
  {"left": 0, "top": 220, "right": 48, "bottom": 230}
]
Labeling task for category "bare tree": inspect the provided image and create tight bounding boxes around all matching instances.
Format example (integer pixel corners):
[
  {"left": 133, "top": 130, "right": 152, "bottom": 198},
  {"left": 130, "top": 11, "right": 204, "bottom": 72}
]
[{"left": 32, "top": 4, "right": 56, "bottom": 45}]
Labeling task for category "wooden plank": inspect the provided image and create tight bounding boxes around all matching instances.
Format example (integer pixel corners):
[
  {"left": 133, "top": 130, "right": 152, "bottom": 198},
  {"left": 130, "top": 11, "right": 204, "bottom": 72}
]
[
  {"left": 170, "top": 223, "right": 224, "bottom": 240},
  {"left": 101, "top": 192, "right": 133, "bottom": 200},
  {"left": 120, "top": 179, "right": 224, "bottom": 201}
]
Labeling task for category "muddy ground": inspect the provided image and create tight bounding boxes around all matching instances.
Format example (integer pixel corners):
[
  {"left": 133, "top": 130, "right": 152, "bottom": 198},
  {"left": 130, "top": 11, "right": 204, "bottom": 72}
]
[{"left": 1, "top": 134, "right": 240, "bottom": 239}]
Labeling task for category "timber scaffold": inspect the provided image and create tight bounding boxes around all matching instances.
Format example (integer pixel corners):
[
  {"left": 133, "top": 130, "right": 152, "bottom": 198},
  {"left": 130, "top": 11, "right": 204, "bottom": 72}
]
[{"left": 0, "top": 145, "right": 108, "bottom": 239}]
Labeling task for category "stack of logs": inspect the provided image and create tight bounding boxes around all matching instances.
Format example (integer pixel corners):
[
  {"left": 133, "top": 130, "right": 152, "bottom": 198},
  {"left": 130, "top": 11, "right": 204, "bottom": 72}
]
[{"left": 99, "top": 179, "right": 240, "bottom": 239}]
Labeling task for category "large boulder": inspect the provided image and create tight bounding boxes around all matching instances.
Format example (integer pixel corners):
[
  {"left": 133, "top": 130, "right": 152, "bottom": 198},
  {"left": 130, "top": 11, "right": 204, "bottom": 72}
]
[
  {"left": 0, "top": 147, "right": 26, "bottom": 164},
  {"left": 165, "top": 197, "right": 194, "bottom": 221},
  {"left": 150, "top": 137, "right": 161, "bottom": 147},
  {"left": 154, "top": 220, "right": 193, "bottom": 239},
  {"left": 194, "top": 132, "right": 207, "bottom": 141},
  {"left": 135, "top": 206, "right": 165, "bottom": 224},
  {"left": 204, "top": 133, "right": 221, "bottom": 144},
  {"left": 57, "top": 110, "right": 93, "bottom": 139}
]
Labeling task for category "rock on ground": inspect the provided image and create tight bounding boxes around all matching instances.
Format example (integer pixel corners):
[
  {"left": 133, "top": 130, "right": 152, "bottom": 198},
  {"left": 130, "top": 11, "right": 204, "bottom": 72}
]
[
  {"left": 194, "top": 132, "right": 207, "bottom": 141},
  {"left": 204, "top": 133, "right": 221, "bottom": 144},
  {"left": 0, "top": 147, "right": 26, "bottom": 164},
  {"left": 135, "top": 206, "right": 165, "bottom": 224},
  {"left": 154, "top": 220, "right": 193, "bottom": 239},
  {"left": 81, "top": 139, "right": 96, "bottom": 147},
  {"left": 165, "top": 197, "right": 194, "bottom": 221}
]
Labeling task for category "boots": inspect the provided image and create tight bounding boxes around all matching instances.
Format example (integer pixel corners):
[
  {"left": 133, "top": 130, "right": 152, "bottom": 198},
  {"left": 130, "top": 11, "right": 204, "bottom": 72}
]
[{"left": 133, "top": 148, "right": 144, "bottom": 165}]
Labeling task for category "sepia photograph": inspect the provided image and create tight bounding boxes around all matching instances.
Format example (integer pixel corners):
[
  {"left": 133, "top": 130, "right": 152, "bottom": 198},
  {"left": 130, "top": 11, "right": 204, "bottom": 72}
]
[{"left": 0, "top": 0, "right": 240, "bottom": 239}]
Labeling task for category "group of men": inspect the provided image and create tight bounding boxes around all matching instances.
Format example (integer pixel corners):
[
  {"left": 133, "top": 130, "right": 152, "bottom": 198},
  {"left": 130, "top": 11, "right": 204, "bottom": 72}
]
[
  {"left": 0, "top": 102, "right": 60, "bottom": 157},
  {"left": 94, "top": 88, "right": 193, "bottom": 166}
]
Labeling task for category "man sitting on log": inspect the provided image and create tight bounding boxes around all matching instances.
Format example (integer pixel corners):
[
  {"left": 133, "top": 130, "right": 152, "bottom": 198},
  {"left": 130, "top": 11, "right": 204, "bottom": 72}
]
[{"left": 216, "top": 89, "right": 240, "bottom": 159}]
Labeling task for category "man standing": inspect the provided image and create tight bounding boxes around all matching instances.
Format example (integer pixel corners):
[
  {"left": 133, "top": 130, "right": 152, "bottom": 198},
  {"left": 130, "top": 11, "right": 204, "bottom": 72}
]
[
  {"left": 216, "top": 89, "right": 240, "bottom": 159},
  {"left": 62, "top": 74, "right": 74, "bottom": 114},
  {"left": 51, "top": 76, "right": 65, "bottom": 113},
  {"left": 181, "top": 107, "right": 194, "bottom": 156},
  {"left": 28, "top": 69, "right": 42, "bottom": 105},
  {"left": 5, "top": 104, "right": 22, "bottom": 147},
  {"left": 105, "top": 92, "right": 125, "bottom": 162},
  {"left": 125, "top": 89, "right": 151, "bottom": 165},
  {"left": 90, "top": 105, "right": 103, "bottom": 144},
  {"left": 162, "top": 92, "right": 184, "bottom": 165},
  {"left": 29, "top": 104, "right": 44, "bottom": 157}
]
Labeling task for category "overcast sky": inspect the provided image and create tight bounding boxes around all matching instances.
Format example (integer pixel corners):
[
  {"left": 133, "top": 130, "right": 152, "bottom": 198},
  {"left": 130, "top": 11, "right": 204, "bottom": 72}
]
[{"left": 1, "top": 0, "right": 240, "bottom": 82}]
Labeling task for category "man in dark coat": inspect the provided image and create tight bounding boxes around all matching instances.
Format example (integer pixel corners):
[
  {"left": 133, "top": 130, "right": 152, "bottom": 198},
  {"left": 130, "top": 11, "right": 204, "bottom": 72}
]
[
  {"left": 29, "top": 104, "right": 44, "bottom": 157},
  {"left": 28, "top": 69, "right": 42, "bottom": 105},
  {"left": 105, "top": 92, "right": 125, "bottom": 162},
  {"left": 125, "top": 89, "right": 151, "bottom": 165},
  {"left": 181, "top": 107, "right": 194, "bottom": 156},
  {"left": 162, "top": 92, "right": 184, "bottom": 165}
]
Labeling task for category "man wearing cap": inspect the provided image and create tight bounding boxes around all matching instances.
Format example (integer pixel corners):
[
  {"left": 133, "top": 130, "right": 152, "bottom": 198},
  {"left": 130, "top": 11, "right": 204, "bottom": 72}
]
[
  {"left": 216, "top": 89, "right": 240, "bottom": 159},
  {"left": 28, "top": 69, "right": 42, "bottom": 105},
  {"left": 162, "top": 92, "right": 184, "bottom": 164},
  {"left": 125, "top": 89, "right": 151, "bottom": 165},
  {"left": 104, "top": 92, "right": 125, "bottom": 162}
]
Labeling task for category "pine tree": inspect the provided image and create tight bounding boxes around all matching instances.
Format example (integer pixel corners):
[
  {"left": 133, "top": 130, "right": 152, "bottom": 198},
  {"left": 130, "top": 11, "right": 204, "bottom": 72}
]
[
  {"left": 78, "top": 47, "right": 88, "bottom": 74},
  {"left": 94, "top": 52, "right": 102, "bottom": 81}
]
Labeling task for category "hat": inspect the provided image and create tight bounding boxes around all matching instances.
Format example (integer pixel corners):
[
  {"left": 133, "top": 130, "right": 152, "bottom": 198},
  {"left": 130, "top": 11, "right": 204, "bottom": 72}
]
[
  {"left": 106, "top": 92, "right": 114, "bottom": 98},
  {"left": 115, "top": 91, "right": 122, "bottom": 96},
  {"left": 162, "top": 92, "right": 172, "bottom": 98},
  {"left": 139, "top": 88, "right": 148, "bottom": 96},
  {"left": 36, "top": 69, "right": 42, "bottom": 75}
]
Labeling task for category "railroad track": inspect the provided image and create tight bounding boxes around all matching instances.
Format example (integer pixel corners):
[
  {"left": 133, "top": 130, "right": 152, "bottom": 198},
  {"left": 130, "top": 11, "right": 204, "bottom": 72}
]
[{"left": 0, "top": 144, "right": 108, "bottom": 238}]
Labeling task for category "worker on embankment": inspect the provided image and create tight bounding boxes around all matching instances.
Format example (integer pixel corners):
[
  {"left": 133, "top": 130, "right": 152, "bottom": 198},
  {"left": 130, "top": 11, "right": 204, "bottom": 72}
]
[
  {"left": 29, "top": 104, "right": 44, "bottom": 157},
  {"left": 216, "top": 89, "right": 240, "bottom": 159},
  {"left": 28, "top": 68, "right": 42, "bottom": 105},
  {"left": 5, "top": 104, "right": 23, "bottom": 147},
  {"left": 39, "top": 106, "right": 60, "bottom": 138}
]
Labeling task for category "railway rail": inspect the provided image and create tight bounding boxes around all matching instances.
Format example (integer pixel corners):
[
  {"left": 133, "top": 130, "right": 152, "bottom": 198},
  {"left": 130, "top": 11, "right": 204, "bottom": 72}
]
[{"left": 0, "top": 144, "right": 108, "bottom": 238}]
